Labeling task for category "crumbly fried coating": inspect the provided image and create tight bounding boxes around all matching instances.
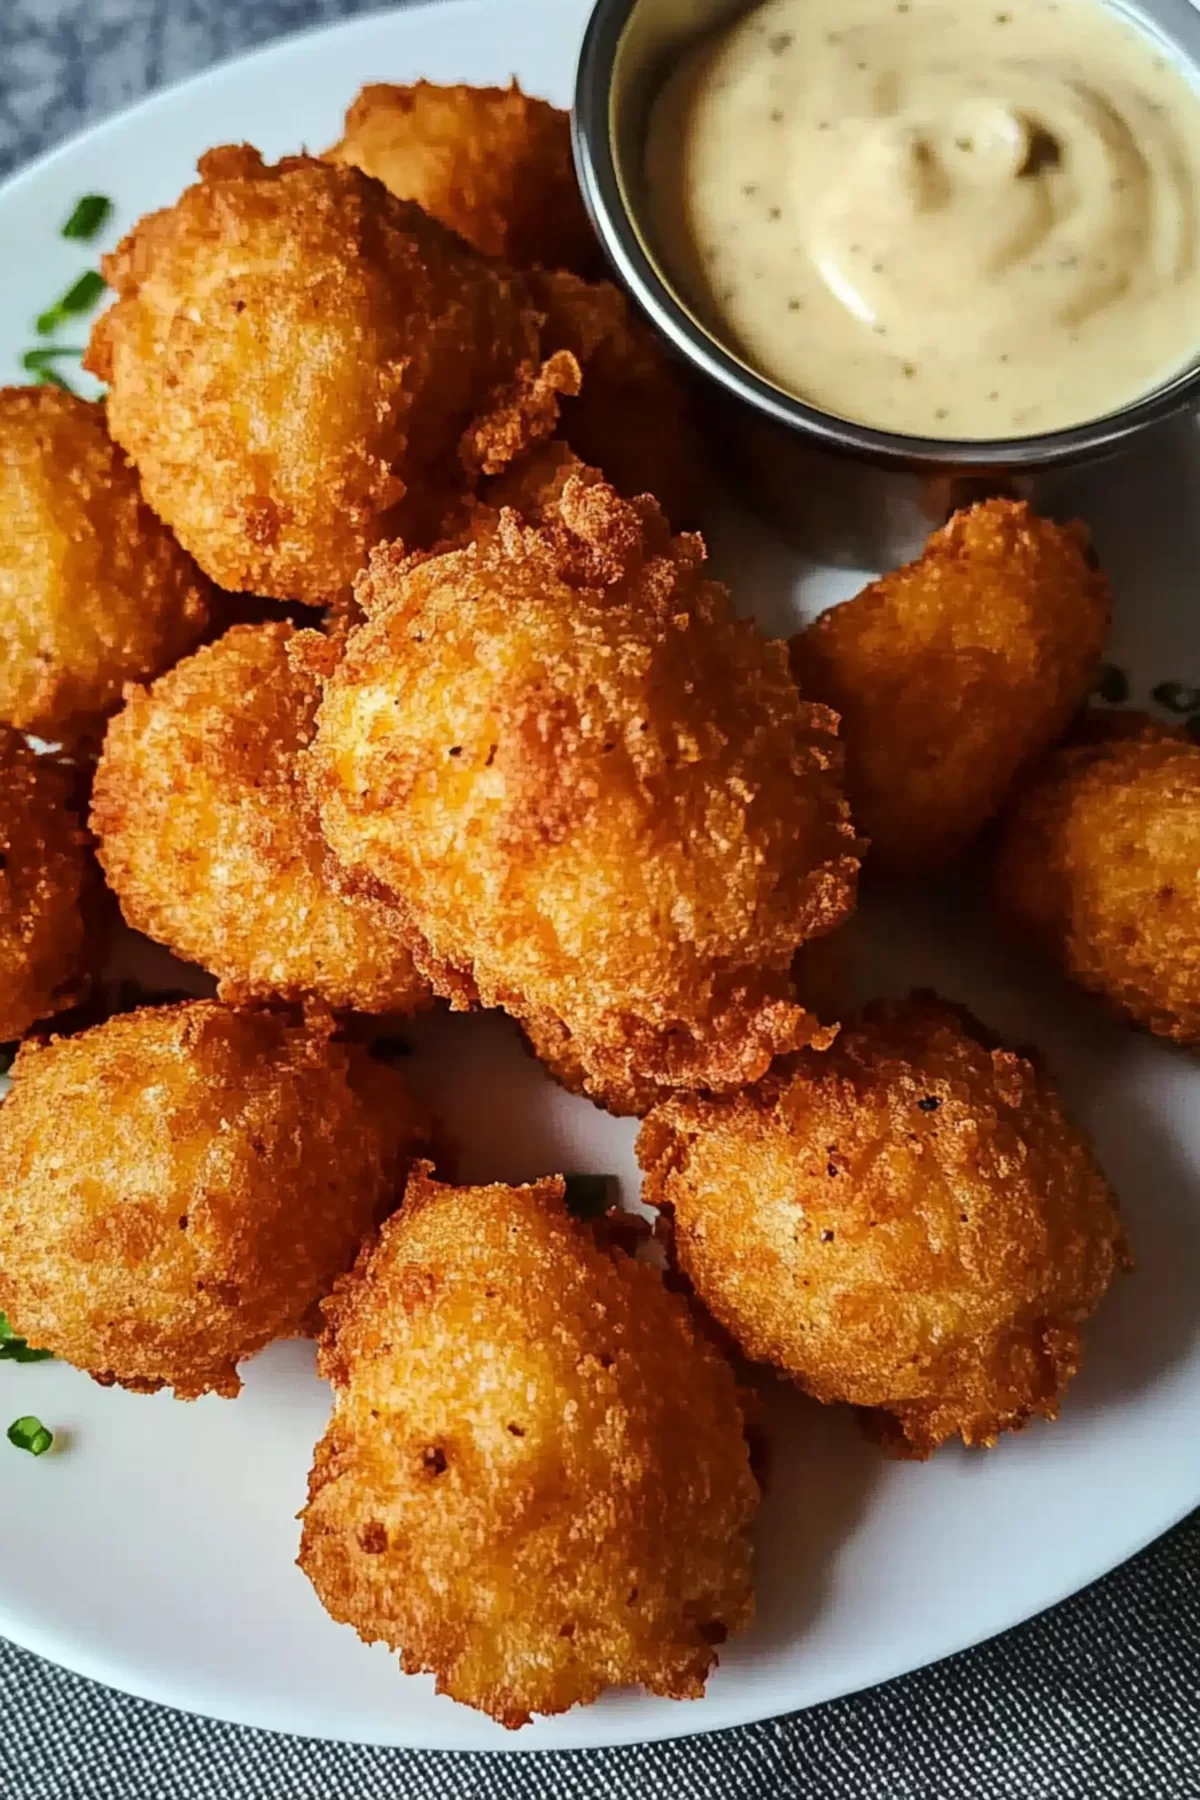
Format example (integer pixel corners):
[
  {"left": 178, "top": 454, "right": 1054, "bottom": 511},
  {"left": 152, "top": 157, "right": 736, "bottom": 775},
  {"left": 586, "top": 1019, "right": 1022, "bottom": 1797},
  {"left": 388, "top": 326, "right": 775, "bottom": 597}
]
[
  {"left": 638, "top": 992, "right": 1127, "bottom": 1457},
  {"left": 0, "top": 1001, "right": 428, "bottom": 1398},
  {"left": 478, "top": 437, "right": 601, "bottom": 527},
  {"left": 298, "top": 1168, "right": 758, "bottom": 1727},
  {"left": 527, "top": 270, "right": 708, "bottom": 525},
  {"left": 86, "top": 146, "right": 575, "bottom": 605},
  {"left": 0, "top": 386, "right": 209, "bottom": 740},
  {"left": 791, "top": 500, "right": 1111, "bottom": 875},
  {"left": 90, "top": 623, "right": 430, "bottom": 1013},
  {"left": 309, "top": 477, "right": 862, "bottom": 1114},
  {"left": 326, "top": 80, "right": 603, "bottom": 277},
  {"left": 0, "top": 733, "right": 91, "bottom": 1040},
  {"left": 990, "top": 713, "right": 1200, "bottom": 1045}
]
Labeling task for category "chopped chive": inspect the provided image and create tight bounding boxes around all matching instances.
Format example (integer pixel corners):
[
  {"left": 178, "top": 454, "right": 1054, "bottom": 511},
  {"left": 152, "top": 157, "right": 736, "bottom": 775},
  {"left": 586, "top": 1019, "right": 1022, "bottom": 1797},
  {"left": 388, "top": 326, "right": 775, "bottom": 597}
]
[
  {"left": 36, "top": 269, "right": 106, "bottom": 336},
  {"left": 7, "top": 1415, "right": 54, "bottom": 1456},
  {"left": 62, "top": 194, "right": 112, "bottom": 242},
  {"left": 21, "top": 346, "right": 85, "bottom": 372},
  {"left": 1152, "top": 680, "right": 1200, "bottom": 715},
  {"left": 33, "top": 366, "right": 78, "bottom": 394},
  {"left": 1093, "top": 663, "right": 1128, "bottom": 705},
  {"left": 0, "top": 1310, "right": 54, "bottom": 1363},
  {"left": 0, "top": 1341, "right": 54, "bottom": 1364},
  {"left": 563, "top": 1173, "right": 617, "bottom": 1219}
]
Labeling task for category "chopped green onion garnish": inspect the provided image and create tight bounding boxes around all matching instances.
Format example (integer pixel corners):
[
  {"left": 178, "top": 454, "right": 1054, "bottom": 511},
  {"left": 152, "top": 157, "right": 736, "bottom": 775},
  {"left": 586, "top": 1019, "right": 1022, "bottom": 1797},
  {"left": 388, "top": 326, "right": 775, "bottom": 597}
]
[
  {"left": 62, "top": 195, "right": 112, "bottom": 242},
  {"left": 1152, "top": 680, "right": 1200, "bottom": 715},
  {"left": 0, "top": 1341, "right": 54, "bottom": 1364},
  {"left": 0, "top": 1311, "right": 53, "bottom": 1364},
  {"left": 33, "top": 367, "right": 78, "bottom": 394},
  {"left": 7, "top": 1416, "right": 53, "bottom": 1456},
  {"left": 563, "top": 1173, "right": 617, "bottom": 1219},
  {"left": 21, "top": 346, "right": 85, "bottom": 372},
  {"left": 1093, "top": 663, "right": 1128, "bottom": 706},
  {"left": 36, "top": 269, "right": 106, "bottom": 337}
]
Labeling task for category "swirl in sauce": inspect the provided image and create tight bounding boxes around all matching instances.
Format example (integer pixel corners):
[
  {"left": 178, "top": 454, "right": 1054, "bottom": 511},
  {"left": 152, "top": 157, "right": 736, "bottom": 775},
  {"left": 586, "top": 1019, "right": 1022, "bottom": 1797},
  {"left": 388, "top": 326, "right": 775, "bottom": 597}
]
[{"left": 644, "top": 0, "right": 1200, "bottom": 438}]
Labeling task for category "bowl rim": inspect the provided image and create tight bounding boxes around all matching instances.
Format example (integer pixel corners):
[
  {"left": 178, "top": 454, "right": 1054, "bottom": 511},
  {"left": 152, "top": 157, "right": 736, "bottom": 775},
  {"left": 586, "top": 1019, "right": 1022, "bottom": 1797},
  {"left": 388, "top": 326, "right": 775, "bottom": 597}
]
[{"left": 572, "top": 0, "right": 1200, "bottom": 473}]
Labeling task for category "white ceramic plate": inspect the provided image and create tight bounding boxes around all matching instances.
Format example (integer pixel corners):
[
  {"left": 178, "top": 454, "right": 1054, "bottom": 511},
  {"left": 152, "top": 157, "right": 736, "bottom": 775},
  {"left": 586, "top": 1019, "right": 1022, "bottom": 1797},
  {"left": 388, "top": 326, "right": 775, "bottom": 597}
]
[{"left": 2, "top": 0, "right": 1200, "bottom": 1754}]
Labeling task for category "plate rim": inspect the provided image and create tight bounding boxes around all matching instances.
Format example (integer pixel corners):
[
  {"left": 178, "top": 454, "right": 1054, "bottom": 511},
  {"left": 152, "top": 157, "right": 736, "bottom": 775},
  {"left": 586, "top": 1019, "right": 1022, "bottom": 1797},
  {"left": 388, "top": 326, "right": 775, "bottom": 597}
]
[{"left": 2, "top": 1479, "right": 1194, "bottom": 1753}]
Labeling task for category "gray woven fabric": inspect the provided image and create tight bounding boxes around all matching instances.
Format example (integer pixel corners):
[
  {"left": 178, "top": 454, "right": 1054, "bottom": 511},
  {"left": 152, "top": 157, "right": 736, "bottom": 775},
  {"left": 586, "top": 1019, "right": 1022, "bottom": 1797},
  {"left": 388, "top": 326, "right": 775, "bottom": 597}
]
[{"left": 2, "top": 4, "right": 1200, "bottom": 1794}]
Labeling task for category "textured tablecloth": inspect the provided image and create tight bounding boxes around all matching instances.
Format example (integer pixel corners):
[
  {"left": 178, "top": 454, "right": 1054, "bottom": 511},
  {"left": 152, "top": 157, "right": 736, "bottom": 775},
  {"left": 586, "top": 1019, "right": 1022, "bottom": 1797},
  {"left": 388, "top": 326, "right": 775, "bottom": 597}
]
[{"left": 3, "top": 4, "right": 1200, "bottom": 1795}]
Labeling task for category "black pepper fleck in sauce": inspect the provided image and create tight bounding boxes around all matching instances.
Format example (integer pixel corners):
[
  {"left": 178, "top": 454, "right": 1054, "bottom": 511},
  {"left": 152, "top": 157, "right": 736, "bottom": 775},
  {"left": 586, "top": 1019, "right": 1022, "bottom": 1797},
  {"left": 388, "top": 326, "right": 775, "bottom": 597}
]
[{"left": 644, "top": 0, "right": 1200, "bottom": 440}]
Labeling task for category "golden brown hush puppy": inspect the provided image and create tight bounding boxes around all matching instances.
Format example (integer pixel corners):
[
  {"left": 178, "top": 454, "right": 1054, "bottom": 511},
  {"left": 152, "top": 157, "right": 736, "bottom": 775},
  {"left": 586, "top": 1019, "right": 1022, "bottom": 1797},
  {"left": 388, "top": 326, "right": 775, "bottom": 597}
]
[
  {"left": 791, "top": 500, "right": 1111, "bottom": 875},
  {"left": 528, "top": 269, "right": 708, "bottom": 525},
  {"left": 638, "top": 992, "right": 1127, "bottom": 1457},
  {"left": 990, "top": 713, "right": 1200, "bottom": 1045},
  {"left": 85, "top": 147, "right": 576, "bottom": 606},
  {"left": 326, "top": 80, "right": 603, "bottom": 277},
  {"left": 0, "top": 733, "right": 91, "bottom": 1040},
  {"left": 298, "top": 1168, "right": 758, "bottom": 1728},
  {"left": 90, "top": 622, "right": 430, "bottom": 1014},
  {"left": 0, "top": 386, "right": 209, "bottom": 740},
  {"left": 309, "top": 477, "right": 862, "bottom": 1116},
  {"left": 0, "top": 1001, "right": 428, "bottom": 1399}
]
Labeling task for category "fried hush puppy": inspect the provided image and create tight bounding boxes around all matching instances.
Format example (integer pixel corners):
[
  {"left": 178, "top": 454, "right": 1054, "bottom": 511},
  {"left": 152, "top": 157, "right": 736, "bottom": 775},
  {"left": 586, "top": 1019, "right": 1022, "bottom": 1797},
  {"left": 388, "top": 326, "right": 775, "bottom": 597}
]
[
  {"left": 0, "top": 386, "right": 209, "bottom": 740},
  {"left": 638, "top": 992, "right": 1127, "bottom": 1457},
  {"left": 791, "top": 500, "right": 1111, "bottom": 875},
  {"left": 528, "top": 269, "right": 708, "bottom": 526},
  {"left": 310, "top": 476, "right": 862, "bottom": 1115},
  {"left": 0, "top": 733, "right": 90, "bottom": 1041},
  {"left": 86, "top": 147, "right": 576, "bottom": 606},
  {"left": 327, "top": 80, "right": 603, "bottom": 277},
  {"left": 297, "top": 1168, "right": 758, "bottom": 1728},
  {"left": 0, "top": 1001, "right": 428, "bottom": 1398},
  {"left": 90, "top": 622, "right": 430, "bottom": 1014},
  {"left": 990, "top": 712, "right": 1200, "bottom": 1045}
]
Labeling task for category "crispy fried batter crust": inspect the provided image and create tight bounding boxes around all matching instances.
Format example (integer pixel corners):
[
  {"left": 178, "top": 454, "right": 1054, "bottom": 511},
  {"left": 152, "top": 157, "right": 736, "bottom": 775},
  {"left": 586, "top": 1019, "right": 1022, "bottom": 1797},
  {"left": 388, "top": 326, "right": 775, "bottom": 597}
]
[
  {"left": 0, "top": 1001, "right": 428, "bottom": 1398},
  {"left": 0, "top": 386, "right": 209, "bottom": 739},
  {"left": 298, "top": 1168, "right": 758, "bottom": 1727},
  {"left": 791, "top": 500, "right": 1111, "bottom": 874},
  {"left": 86, "top": 147, "right": 568, "bottom": 604},
  {"left": 0, "top": 733, "right": 90, "bottom": 1040},
  {"left": 527, "top": 270, "right": 708, "bottom": 526},
  {"left": 327, "top": 80, "right": 603, "bottom": 277},
  {"left": 638, "top": 992, "right": 1127, "bottom": 1457},
  {"left": 310, "top": 477, "right": 862, "bottom": 1114},
  {"left": 90, "top": 623, "right": 430, "bottom": 1013},
  {"left": 991, "top": 714, "right": 1200, "bottom": 1044}
]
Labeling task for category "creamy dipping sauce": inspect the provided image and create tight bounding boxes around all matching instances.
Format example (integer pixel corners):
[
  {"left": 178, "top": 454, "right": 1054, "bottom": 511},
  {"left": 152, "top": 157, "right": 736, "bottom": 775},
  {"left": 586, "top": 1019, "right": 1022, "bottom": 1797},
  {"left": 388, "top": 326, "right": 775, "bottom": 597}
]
[{"left": 645, "top": 0, "right": 1200, "bottom": 438}]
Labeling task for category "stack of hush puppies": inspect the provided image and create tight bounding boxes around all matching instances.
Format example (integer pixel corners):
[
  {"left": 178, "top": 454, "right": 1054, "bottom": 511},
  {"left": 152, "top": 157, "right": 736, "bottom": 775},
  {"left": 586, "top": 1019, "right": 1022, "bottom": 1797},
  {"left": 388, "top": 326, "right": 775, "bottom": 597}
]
[{"left": 0, "top": 77, "right": 1190, "bottom": 1732}]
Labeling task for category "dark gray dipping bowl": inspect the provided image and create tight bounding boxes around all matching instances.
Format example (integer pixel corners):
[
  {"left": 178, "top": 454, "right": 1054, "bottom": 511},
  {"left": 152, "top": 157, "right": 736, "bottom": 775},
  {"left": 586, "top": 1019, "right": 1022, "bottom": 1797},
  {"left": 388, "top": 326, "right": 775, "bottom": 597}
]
[{"left": 572, "top": 0, "right": 1200, "bottom": 564}]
